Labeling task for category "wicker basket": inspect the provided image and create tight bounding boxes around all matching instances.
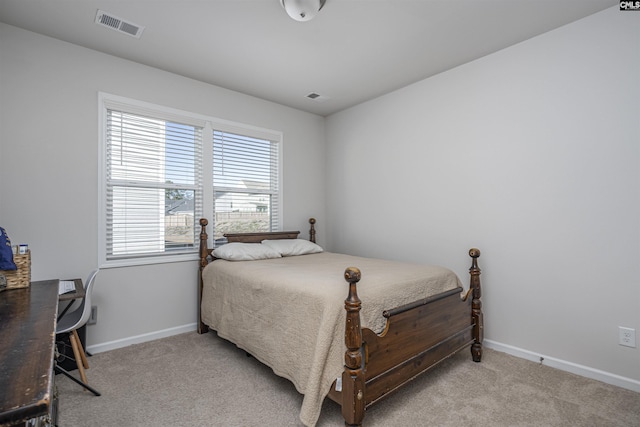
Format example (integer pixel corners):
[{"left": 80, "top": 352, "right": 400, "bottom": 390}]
[{"left": 0, "top": 250, "right": 31, "bottom": 291}]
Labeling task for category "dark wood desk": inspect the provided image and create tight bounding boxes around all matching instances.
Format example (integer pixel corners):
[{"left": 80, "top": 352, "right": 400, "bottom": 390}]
[{"left": 0, "top": 280, "right": 59, "bottom": 426}]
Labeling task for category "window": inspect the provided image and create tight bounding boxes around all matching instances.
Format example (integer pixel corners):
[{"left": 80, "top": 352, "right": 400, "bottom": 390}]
[
  {"left": 99, "top": 93, "right": 282, "bottom": 267},
  {"left": 213, "top": 131, "right": 279, "bottom": 243},
  {"left": 102, "top": 102, "right": 203, "bottom": 264}
]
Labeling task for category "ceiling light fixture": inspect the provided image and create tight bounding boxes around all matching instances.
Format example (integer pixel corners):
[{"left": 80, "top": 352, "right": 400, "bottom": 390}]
[{"left": 280, "top": 0, "right": 326, "bottom": 22}]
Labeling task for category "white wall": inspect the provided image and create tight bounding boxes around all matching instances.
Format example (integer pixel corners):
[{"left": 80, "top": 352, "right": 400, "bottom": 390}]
[
  {"left": 0, "top": 23, "right": 326, "bottom": 349},
  {"left": 326, "top": 7, "right": 640, "bottom": 384}
]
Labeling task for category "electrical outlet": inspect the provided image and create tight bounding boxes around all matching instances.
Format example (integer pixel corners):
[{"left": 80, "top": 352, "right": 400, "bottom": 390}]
[
  {"left": 89, "top": 305, "right": 98, "bottom": 325},
  {"left": 619, "top": 326, "right": 636, "bottom": 348}
]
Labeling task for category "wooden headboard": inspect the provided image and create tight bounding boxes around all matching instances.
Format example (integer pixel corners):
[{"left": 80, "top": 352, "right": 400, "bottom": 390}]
[
  {"left": 198, "top": 217, "right": 316, "bottom": 261},
  {"left": 224, "top": 230, "right": 300, "bottom": 243},
  {"left": 198, "top": 228, "right": 302, "bottom": 267},
  {"left": 223, "top": 218, "right": 316, "bottom": 244}
]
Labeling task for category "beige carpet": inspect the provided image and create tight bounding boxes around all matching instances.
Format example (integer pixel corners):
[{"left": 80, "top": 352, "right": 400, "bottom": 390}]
[{"left": 56, "top": 332, "right": 640, "bottom": 426}]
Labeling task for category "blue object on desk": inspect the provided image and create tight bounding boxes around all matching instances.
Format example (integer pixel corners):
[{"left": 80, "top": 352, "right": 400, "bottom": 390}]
[{"left": 0, "top": 227, "right": 17, "bottom": 270}]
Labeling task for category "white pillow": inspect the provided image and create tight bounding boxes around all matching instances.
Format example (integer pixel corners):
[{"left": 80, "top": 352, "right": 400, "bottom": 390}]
[
  {"left": 213, "top": 242, "right": 282, "bottom": 261},
  {"left": 261, "top": 239, "right": 323, "bottom": 256}
]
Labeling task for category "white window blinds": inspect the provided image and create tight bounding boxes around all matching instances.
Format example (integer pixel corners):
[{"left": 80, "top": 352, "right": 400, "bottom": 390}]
[
  {"left": 213, "top": 131, "right": 279, "bottom": 243},
  {"left": 105, "top": 109, "right": 203, "bottom": 260}
]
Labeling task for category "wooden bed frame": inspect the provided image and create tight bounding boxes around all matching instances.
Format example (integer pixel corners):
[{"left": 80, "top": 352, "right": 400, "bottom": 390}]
[{"left": 197, "top": 218, "right": 483, "bottom": 427}]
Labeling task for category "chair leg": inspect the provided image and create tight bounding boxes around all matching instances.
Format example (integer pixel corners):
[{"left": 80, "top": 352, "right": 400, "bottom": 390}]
[
  {"left": 54, "top": 364, "right": 101, "bottom": 396},
  {"left": 72, "top": 329, "right": 90, "bottom": 369},
  {"left": 69, "top": 331, "right": 88, "bottom": 385}
]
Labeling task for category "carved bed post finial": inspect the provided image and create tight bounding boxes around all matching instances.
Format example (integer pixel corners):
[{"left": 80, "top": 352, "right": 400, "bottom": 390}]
[
  {"left": 309, "top": 218, "right": 316, "bottom": 243},
  {"left": 342, "top": 267, "right": 365, "bottom": 427},
  {"left": 469, "top": 248, "right": 483, "bottom": 362}
]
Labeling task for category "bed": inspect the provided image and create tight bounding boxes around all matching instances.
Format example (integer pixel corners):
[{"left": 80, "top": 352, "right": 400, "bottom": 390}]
[{"left": 197, "top": 218, "right": 483, "bottom": 427}]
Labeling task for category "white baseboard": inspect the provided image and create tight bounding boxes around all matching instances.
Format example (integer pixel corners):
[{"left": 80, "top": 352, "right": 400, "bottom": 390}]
[
  {"left": 484, "top": 339, "right": 640, "bottom": 393},
  {"left": 86, "top": 323, "right": 198, "bottom": 355},
  {"left": 85, "top": 329, "right": 639, "bottom": 394}
]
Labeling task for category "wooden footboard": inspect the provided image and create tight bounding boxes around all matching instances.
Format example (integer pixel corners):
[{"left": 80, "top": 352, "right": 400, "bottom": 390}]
[{"left": 333, "top": 249, "right": 483, "bottom": 427}]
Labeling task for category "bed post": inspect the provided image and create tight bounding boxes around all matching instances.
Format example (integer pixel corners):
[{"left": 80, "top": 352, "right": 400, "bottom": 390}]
[
  {"left": 469, "top": 248, "right": 483, "bottom": 362},
  {"left": 309, "top": 218, "right": 316, "bottom": 243},
  {"left": 342, "top": 267, "right": 365, "bottom": 427},
  {"left": 198, "top": 218, "right": 210, "bottom": 334}
]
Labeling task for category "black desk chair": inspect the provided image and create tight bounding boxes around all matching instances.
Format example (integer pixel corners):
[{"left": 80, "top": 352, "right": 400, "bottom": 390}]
[{"left": 55, "top": 270, "right": 101, "bottom": 396}]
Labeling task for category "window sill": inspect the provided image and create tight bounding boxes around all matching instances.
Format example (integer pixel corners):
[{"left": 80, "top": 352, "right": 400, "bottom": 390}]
[{"left": 100, "top": 252, "right": 200, "bottom": 269}]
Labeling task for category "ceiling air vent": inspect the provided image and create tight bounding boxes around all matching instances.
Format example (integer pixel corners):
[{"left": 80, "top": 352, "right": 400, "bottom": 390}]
[{"left": 95, "top": 10, "right": 144, "bottom": 38}]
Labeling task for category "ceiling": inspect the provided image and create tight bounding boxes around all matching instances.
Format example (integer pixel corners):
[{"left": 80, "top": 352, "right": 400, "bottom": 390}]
[{"left": 0, "top": 0, "right": 617, "bottom": 116}]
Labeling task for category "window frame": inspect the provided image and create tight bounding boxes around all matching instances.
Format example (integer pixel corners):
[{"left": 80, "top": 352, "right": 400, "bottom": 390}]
[{"left": 98, "top": 93, "right": 283, "bottom": 268}]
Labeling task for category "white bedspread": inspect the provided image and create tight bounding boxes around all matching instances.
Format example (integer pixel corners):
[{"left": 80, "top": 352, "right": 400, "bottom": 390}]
[{"left": 201, "top": 252, "right": 462, "bottom": 426}]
